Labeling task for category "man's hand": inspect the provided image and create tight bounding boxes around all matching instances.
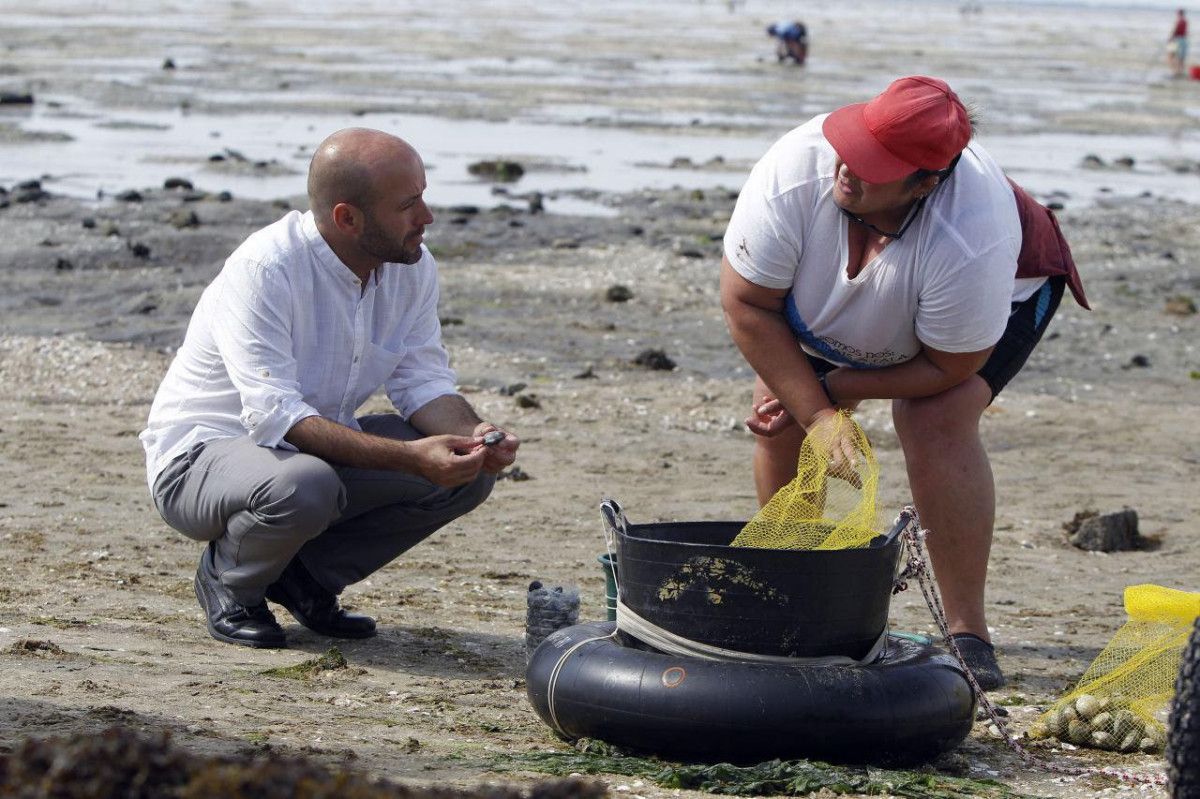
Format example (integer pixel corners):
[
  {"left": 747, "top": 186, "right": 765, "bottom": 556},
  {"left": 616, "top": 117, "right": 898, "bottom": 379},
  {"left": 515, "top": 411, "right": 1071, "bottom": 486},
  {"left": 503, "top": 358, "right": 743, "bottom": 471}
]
[
  {"left": 746, "top": 395, "right": 797, "bottom": 437},
  {"left": 473, "top": 422, "right": 520, "bottom": 474},
  {"left": 409, "top": 435, "right": 489, "bottom": 487}
]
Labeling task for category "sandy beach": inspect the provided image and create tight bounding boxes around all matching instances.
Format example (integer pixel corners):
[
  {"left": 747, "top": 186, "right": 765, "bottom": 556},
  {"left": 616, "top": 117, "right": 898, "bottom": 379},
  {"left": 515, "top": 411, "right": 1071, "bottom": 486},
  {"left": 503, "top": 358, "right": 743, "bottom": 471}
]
[{"left": 1, "top": 1, "right": 1199, "bottom": 797}]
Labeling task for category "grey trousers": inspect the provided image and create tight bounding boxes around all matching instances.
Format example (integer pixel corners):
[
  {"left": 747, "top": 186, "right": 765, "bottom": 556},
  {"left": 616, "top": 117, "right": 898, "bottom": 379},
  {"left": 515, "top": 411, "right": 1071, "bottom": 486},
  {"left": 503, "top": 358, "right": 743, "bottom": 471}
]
[{"left": 151, "top": 414, "right": 495, "bottom": 605}]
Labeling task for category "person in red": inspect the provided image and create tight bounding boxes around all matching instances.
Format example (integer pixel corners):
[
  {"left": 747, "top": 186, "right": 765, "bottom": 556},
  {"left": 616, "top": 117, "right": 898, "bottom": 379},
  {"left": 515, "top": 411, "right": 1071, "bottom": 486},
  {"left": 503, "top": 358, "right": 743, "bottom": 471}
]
[{"left": 1169, "top": 9, "right": 1188, "bottom": 78}]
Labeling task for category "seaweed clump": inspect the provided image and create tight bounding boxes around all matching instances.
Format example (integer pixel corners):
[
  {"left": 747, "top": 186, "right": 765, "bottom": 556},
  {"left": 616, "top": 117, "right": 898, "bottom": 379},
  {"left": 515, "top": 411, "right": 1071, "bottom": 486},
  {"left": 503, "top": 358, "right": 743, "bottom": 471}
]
[
  {"left": 495, "top": 744, "right": 1050, "bottom": 799},
  {"left": 0, "top": 726, "right": 607, "bottom": 799},
  {"left": 259, "top": 646, "right": 349, "bottom": 680}
]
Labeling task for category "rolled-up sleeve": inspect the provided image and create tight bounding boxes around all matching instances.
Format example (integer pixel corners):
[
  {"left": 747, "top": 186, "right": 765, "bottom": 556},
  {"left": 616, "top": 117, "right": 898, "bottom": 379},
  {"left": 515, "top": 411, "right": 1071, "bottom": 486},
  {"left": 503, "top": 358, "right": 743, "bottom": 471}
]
[
  {"left": 384, "top": 271, "right": 458, "bottom": 418},
  {"left": 210, "top": 258, "right": 320, "bottom": 448}
]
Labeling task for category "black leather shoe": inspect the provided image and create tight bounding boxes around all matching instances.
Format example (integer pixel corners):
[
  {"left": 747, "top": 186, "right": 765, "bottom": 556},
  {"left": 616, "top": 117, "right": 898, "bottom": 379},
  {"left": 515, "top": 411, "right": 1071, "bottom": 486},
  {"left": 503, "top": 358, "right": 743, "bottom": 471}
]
[
  {"left": 194, "top": 559, "right": 286, "bottom": 649},
  {"left": 266, "top": 558, "right": 376, "bottom": 639}
]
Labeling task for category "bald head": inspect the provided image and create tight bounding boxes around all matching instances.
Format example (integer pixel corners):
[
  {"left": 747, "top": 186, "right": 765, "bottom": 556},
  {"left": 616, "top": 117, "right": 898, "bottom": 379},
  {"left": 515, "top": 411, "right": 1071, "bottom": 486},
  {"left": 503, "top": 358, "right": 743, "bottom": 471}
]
[{"left": 307, "top": 128, "right": 421, "bottom": 224}]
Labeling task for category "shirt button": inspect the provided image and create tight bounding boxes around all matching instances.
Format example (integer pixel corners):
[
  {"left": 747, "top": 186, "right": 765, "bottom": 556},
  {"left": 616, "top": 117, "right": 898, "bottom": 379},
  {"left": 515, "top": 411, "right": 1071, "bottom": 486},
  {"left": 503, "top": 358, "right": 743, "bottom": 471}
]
[{"left": 353, "top": 356, "right": 359, "bottom": 363}]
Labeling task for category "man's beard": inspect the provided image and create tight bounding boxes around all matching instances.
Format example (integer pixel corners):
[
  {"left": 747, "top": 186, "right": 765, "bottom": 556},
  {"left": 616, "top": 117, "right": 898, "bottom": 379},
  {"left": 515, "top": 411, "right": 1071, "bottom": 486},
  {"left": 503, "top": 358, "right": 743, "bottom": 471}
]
[{"left": 359, "top": 213, "right": 422, "bottom": 265}]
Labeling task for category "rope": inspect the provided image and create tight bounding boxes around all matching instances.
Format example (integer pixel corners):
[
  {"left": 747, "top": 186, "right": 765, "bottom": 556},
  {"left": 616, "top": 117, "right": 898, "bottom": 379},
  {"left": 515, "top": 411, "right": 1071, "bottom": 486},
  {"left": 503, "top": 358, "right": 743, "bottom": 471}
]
[
  {"left": 544, "top": 631, "right": 613, "bottom": 737},
  {"left": 894, "top": 505, "right": 1167, "bottom": 787},
  {"left": 615, "top": 599, "right": 889, "bottom": 666}
]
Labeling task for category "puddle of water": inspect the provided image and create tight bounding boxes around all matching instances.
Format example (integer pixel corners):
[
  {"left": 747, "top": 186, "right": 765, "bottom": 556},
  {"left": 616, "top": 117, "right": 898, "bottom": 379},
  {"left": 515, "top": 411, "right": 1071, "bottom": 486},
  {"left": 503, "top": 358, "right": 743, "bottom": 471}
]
[
  {"left": 1, "top": 98, "right": 777, "bottom": 215},
  {"left": 982, "top": 130, "right": 1200, "bottom": 204},
  {"left": 7, "top": 93, "right": 1199, "bottom": 215}
]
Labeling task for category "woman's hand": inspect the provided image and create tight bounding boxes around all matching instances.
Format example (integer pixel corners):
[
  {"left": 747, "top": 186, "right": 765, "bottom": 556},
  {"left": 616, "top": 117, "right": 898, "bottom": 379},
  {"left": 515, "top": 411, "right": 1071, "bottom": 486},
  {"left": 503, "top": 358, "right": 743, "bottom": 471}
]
[
  {"left": 745, "top": 395, "right": 797, "bottom": 437},
  {"left": 804, "top": 409, "right": 865, "bottom": 489}
]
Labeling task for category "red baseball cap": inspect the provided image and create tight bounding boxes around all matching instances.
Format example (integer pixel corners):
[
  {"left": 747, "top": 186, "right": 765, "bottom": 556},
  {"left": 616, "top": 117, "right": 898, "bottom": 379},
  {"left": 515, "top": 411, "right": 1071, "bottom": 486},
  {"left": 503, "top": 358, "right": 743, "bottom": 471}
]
[{"left": 822, "top": 76, "right": 971, "bottom": 185}]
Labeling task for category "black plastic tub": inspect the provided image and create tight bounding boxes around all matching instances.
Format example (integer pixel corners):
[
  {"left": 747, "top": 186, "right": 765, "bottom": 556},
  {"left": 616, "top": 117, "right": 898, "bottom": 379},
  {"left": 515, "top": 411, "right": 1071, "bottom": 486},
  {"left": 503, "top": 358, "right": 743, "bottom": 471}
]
[
  {"left": 604, "top": 502, "right": 905, "bottom": 660},
  {"left": 526, "top": 621, "right": 974, "bottom": 765}
]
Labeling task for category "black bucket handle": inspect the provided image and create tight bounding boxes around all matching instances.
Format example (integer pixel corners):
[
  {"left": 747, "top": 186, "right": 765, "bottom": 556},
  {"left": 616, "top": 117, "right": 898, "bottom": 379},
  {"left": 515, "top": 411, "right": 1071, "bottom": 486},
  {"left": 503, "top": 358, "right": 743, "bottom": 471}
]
[
  {"left": 887, "top": 507, "right": 921, "bottom": 589},
  {"left": 882, "top": 509, "right": 914, "bottom": 547},
  {"left": 600, "top": 497, "right": 629, "bottom": 539}
]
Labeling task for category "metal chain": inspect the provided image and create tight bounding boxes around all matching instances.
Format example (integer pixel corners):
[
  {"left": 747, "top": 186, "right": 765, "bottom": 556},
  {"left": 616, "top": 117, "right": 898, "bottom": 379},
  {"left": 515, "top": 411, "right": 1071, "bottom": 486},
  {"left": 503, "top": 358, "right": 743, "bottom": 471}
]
[{"left": 893, "top": 506, "right": 1167, "bottom": 787}]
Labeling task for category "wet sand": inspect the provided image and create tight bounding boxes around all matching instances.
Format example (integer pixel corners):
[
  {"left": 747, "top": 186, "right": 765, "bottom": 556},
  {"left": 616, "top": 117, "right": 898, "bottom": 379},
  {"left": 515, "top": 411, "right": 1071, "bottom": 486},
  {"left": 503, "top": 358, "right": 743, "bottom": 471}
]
[{"left": 1, "top": 2, "right": 1199, "bottom": 798}]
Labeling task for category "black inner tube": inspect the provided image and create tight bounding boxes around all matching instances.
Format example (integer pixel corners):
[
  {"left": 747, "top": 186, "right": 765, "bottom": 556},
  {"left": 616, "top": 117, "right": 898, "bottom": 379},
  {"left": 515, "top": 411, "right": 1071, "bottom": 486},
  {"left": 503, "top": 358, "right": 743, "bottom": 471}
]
[
  {"left": 526, "top": 621, "right": 975, "bottom": 765},
  {"left": 1168, "top": 617, "right": 1200, "bottom": 798}
]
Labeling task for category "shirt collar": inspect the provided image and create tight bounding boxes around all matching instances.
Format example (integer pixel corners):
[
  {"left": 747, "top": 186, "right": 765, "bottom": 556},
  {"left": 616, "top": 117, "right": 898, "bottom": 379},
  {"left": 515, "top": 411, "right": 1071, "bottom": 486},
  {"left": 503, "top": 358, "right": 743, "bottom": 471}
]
[{"left": 301, "top": 211, "right": 370, "bottom": 288}]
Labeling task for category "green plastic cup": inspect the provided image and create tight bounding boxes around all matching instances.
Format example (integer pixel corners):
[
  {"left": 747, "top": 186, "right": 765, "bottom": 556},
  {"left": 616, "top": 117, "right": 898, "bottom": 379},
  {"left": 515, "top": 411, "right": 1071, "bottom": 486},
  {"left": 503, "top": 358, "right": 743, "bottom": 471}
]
[{"left": 597, "top": 553, "right": 618, "bottom": 621}]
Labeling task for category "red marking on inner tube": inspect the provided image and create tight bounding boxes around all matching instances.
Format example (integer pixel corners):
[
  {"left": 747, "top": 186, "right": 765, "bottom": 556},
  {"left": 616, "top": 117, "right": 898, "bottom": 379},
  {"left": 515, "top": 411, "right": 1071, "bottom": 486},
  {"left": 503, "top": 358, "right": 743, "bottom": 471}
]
[{"left": 661, "top": 666, "right": 686, "bottom": 688}]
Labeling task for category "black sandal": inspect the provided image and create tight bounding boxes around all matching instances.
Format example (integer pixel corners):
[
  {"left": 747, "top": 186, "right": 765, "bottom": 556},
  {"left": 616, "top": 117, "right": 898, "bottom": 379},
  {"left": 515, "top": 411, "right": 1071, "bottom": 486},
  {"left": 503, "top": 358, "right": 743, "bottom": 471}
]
[{"left": 949, "top": 632, "right": 1006, "bottom": 691}]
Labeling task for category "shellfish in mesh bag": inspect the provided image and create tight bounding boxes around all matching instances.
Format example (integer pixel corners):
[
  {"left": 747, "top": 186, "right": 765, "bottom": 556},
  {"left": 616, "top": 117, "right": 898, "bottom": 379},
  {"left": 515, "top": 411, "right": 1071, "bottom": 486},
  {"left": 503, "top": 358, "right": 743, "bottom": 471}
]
[
  {"left": 1028, "top": 584, "right": 1200, "bottom": 753},
  {"left": 733, "top": 410, "right": 880, "bottom": 551}
]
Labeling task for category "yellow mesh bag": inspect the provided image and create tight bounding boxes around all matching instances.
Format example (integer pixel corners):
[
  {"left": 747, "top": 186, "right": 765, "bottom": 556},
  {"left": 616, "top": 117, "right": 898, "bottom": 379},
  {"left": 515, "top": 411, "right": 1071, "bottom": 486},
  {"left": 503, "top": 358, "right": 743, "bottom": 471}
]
[
  {"left": 731, "top": 410, "right": 879, "bottom": 550},
  {"left": 1028, "top": 584, "right": 1200, "bottom": 753}
]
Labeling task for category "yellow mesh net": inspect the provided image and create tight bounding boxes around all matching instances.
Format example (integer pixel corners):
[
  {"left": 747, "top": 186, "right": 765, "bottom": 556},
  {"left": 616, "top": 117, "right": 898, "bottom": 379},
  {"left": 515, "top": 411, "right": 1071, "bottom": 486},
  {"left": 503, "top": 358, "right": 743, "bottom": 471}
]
[
  {"left": 1028, "top": 584, "right": 1200, "bottom": 753},
  {"left": 732, "top": 410, "right": 880, "bottom": 550}
]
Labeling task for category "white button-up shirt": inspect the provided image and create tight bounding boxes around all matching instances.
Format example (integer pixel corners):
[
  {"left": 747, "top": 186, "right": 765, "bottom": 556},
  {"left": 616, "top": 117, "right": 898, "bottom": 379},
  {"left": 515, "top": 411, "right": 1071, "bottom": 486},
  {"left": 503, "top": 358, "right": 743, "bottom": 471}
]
[{"left": 140, "top": 210, "right": 457, "bottom": 487}]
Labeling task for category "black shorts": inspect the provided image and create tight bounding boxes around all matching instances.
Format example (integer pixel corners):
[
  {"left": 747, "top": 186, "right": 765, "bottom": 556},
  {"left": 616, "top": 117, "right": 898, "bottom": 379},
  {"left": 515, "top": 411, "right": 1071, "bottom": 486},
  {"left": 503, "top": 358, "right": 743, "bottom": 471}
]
[
  {"left": 805, "top": 276, "right": 1065, "bottom": 400},
  {"left": 977, "top": 276, "right": 1065, "bottom": 398}
]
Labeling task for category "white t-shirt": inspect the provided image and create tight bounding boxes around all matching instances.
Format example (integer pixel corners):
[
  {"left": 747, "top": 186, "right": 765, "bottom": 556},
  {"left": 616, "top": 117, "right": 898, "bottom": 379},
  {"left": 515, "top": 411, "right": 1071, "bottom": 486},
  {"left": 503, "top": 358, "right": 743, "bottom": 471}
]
[
  {"left": 140, "top": 211, "right": 458, "bottom": 488},
  {"left": 724, "top": 115, "right": 1042, "bottom": 368}
]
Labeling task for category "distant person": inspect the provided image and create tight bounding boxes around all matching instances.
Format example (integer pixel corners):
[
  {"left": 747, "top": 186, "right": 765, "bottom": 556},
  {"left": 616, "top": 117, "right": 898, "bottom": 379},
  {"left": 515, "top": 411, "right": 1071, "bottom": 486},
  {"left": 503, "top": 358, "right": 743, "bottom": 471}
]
[
  {"left": 140, "top": 127, "right": 519, "bottom": 649},
  {"left": 720, "top": 76, "right": 1089, "bottom": 690},
  {"left": 1169, "top": 9, "right": 1189, "bottom": 78},
  {"left": 767, "top": 20, "right": 808, "bottom": 65}
]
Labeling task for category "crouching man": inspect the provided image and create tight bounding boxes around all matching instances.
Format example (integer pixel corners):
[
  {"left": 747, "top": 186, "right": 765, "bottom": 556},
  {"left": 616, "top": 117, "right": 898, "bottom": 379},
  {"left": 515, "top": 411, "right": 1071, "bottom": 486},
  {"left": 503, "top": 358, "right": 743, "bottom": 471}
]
[{"left": 140, "top": 128, "right": 519, "bottom": 648}]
